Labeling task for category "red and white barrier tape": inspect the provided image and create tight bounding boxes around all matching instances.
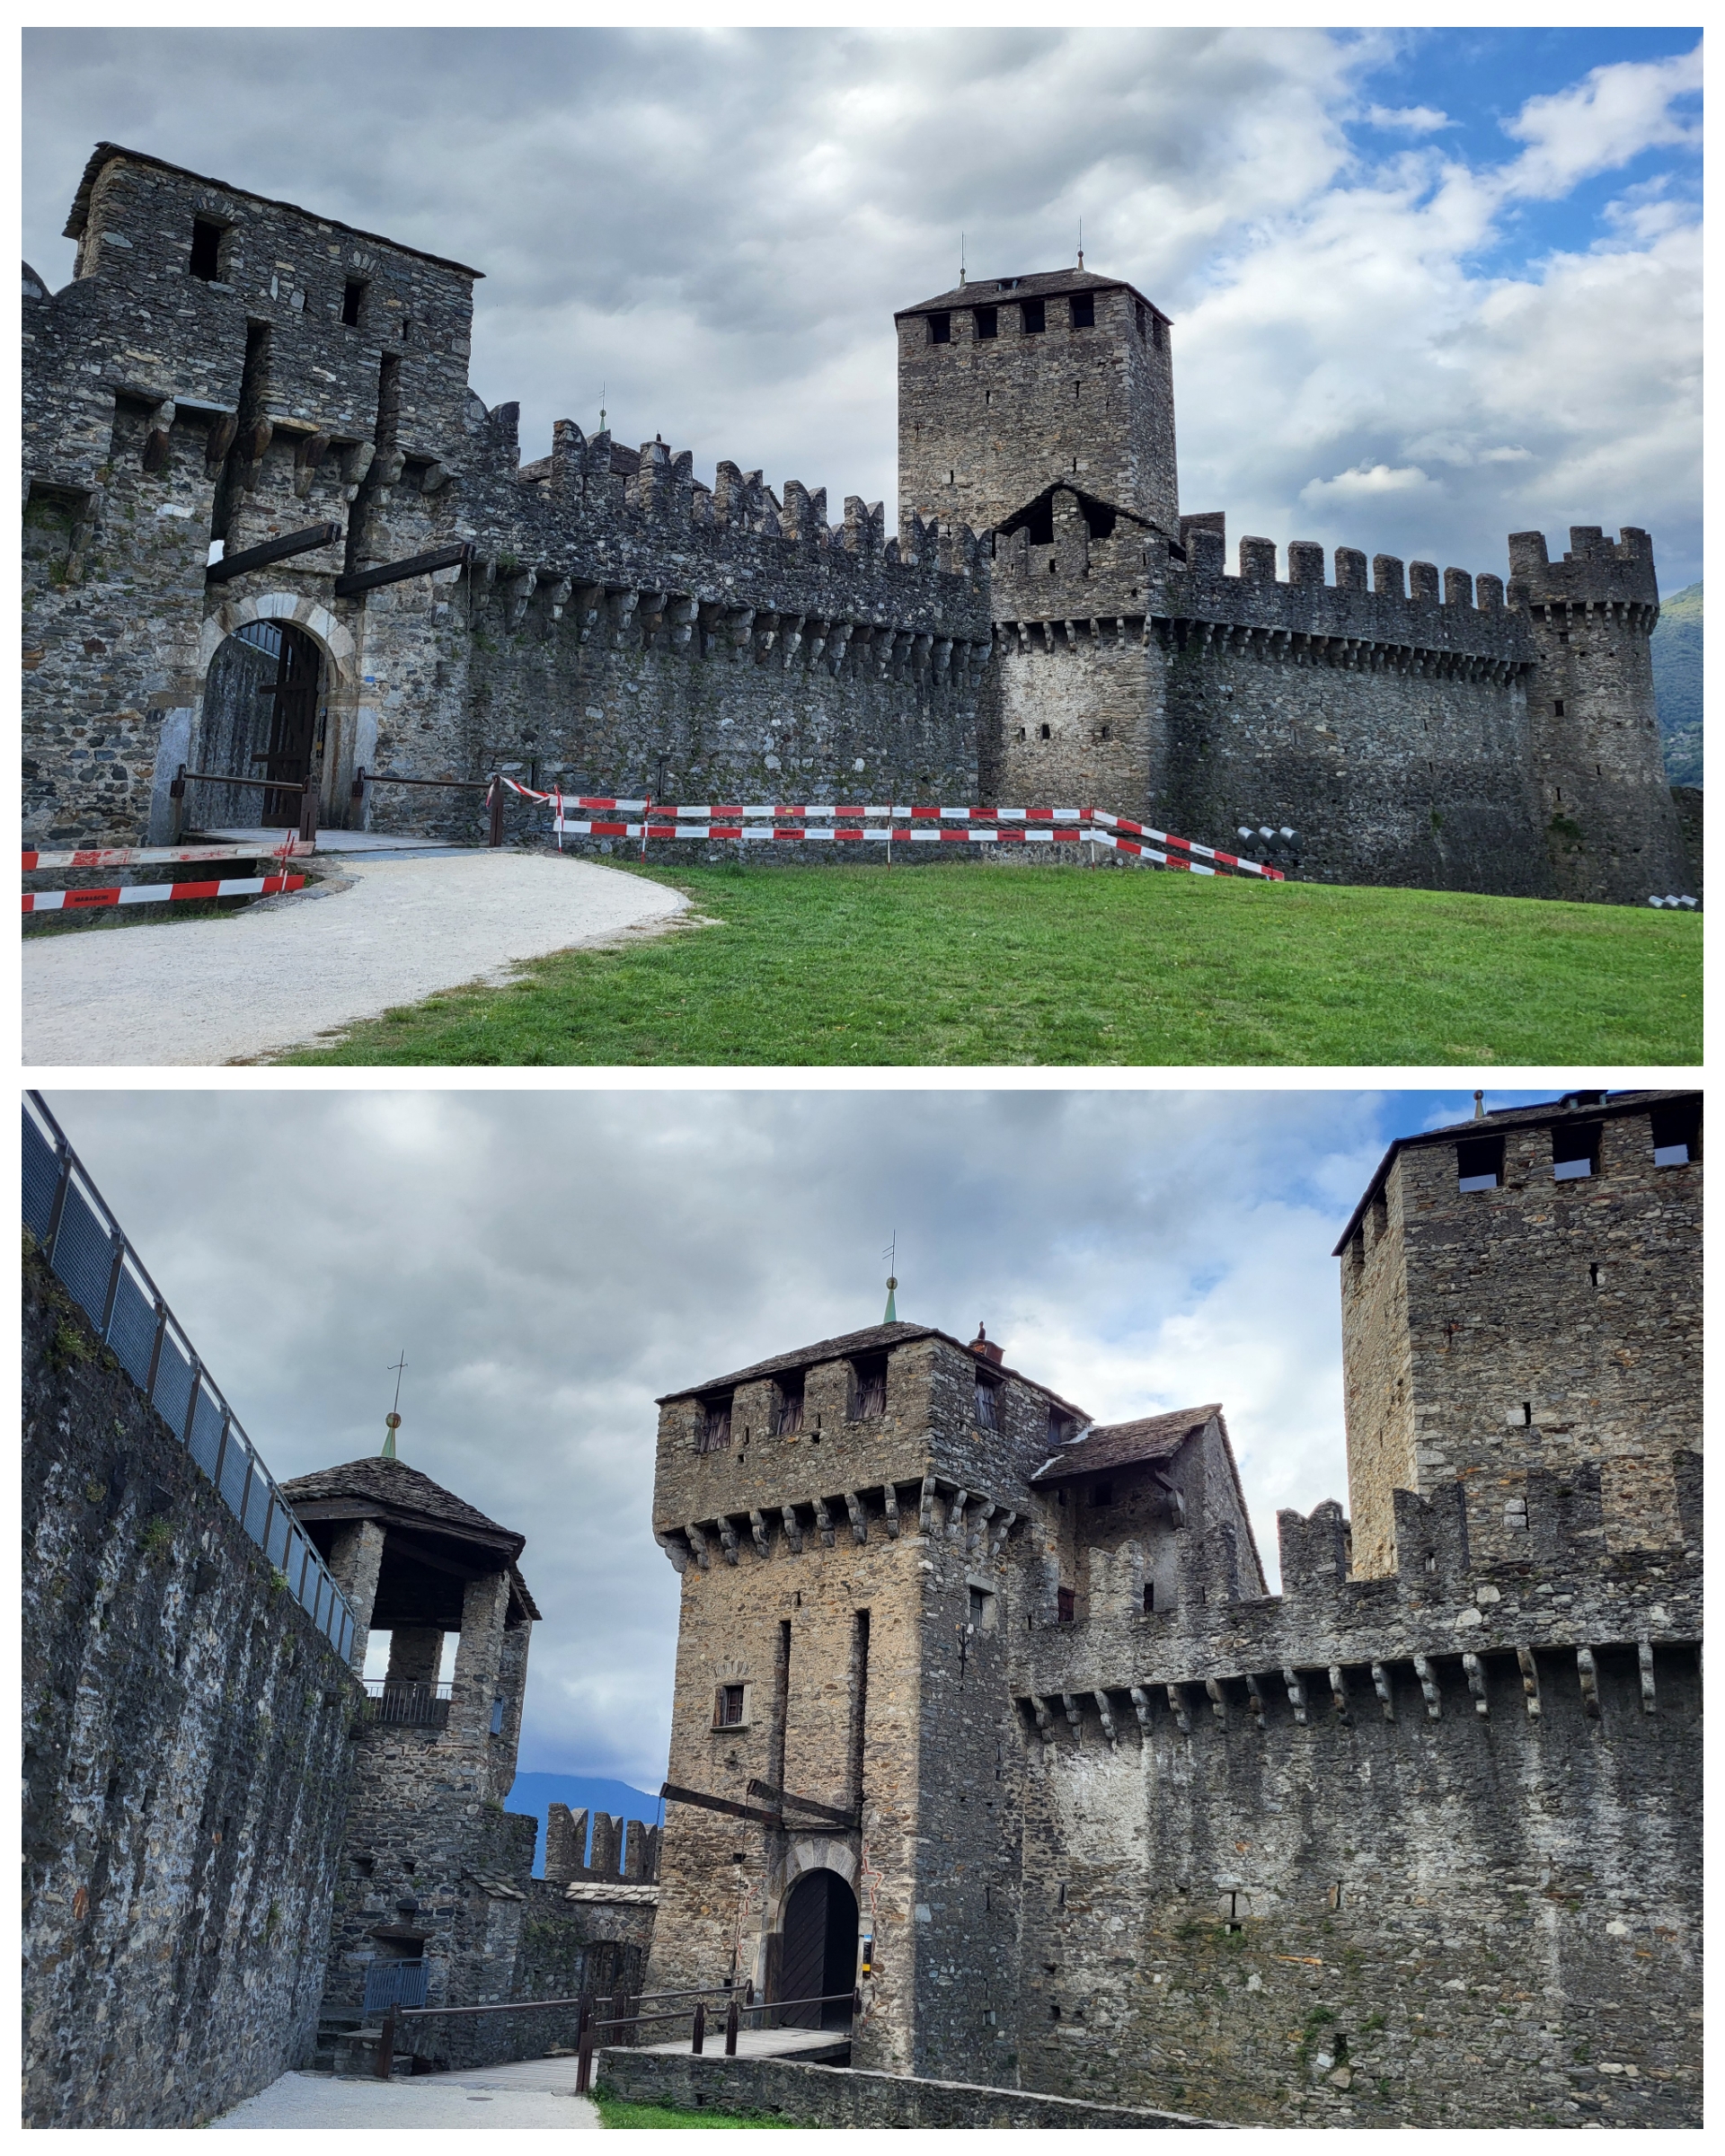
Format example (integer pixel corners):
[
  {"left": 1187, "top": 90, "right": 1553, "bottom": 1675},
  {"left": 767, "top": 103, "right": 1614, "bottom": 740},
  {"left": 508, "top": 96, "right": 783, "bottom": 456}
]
[
  {"left": 23, "top": 873, "right": 306, "bottom": 915},
  {"left": 488, "top": 776, "right": 1286, "bottom": 879},
  {"left": 23, "top": 841, "right": 311, "bottom": 871}
]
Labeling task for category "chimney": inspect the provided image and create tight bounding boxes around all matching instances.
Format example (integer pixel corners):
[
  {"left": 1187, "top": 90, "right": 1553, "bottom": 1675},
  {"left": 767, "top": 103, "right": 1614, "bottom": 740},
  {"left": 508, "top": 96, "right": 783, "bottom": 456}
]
[{"left": 969, "top": 1321, "right": 1004, "bottom": 1365}]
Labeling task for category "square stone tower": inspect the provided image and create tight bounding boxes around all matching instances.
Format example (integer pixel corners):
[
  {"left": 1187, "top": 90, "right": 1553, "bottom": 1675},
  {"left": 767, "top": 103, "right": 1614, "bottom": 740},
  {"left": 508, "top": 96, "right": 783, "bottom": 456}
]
[
  {"left": 896, "top": 269, "right": 1178, "bottom": 539},
  {"left": 1335, "top": 1089, "right": 1701, "bottom": 1577},
  {"left": 642, "top": 1319, "right": 1092, "bottom": 2079}
]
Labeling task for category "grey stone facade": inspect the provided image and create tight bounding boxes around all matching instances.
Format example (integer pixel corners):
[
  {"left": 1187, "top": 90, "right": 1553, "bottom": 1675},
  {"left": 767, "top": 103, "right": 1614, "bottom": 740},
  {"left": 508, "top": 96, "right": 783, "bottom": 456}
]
[
  {"left": 22, "top": 1250, "right": 358, "bottom": 2128},
  {"left": 22, "top": 145, "right": 1691, "bottom": 901},
  {"left": 641, "top": 1092, "right": 1701, "bottom": 2126}
]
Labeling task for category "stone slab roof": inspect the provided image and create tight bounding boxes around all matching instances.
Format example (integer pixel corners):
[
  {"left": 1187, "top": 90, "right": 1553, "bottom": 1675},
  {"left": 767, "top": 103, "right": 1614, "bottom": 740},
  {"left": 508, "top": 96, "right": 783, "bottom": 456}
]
[
  {"left": 280, "top": 1456, "right": 522, "bottom": 1557},
  {"left": 659, "top": 1320, "right": 1087, "bottom": 1418},
  {"left": 64, "top": 142, "right": 484, "bottom": 278},
  {"left": 898, "top": 265, "right": 1170, "bottom": 323},
  {"left": 1031, "top": 1405, "right": 1221, "bottom": 1483},
  {"left": 1331, "top": 1087, "right": 1699, "bottom": 1253}
]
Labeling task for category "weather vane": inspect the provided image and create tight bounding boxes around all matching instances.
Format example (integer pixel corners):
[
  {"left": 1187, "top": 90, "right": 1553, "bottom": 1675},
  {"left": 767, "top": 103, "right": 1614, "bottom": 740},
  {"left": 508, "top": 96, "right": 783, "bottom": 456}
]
[
  {"left": 882, "top": 1233, "right": 898, "bottom": 1324},
  {"left": 383, "top": 1350, "right": 407, "bottom": 1459}
]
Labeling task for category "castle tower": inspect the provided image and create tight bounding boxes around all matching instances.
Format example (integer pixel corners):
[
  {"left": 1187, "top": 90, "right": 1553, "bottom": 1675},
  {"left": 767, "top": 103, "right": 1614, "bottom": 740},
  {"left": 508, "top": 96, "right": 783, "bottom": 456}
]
[
  {"left": 279, "top": 1457, "right": 542, "bottom": 2024},
  {"left": 1334, "top": 1088, "right": 1701, "bottom": 1577},
  {"left": 1508, "top": 526, "right": 1691, "bottom": 903},
  {"left": 897, "top": 269, "right": 1178, "bottom": 540},
  {"left": 641, "top": 1317, "right": 1259, "bottom": 2082}
]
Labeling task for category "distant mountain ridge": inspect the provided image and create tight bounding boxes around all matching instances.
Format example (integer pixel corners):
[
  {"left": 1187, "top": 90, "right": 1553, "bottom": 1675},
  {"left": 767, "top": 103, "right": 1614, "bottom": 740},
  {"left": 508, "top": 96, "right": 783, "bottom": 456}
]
[
  {"left": 1652, "top": 581, "right": 1702, "bottom": 787},
  {"left": 507, "top": 1771, "right": 661, "bottom": 1878}
]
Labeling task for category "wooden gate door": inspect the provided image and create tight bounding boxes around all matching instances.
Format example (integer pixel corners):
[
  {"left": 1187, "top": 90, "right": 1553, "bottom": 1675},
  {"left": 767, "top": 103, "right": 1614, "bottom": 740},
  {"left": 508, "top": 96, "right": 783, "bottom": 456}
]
[
  {"left": 257, "top": 623, "right": 320, "bottom": 826},
  {"left": 778, "top": 1870, "right": 857, "bottom": 2029}
]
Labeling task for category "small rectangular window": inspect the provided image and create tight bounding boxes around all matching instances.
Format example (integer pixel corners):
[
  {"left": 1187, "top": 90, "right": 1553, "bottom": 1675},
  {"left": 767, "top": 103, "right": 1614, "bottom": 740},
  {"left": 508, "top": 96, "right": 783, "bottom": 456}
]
[
  {"left": 715, "top": 1684, "right": 745, "bottom": 1727},
  {"left": 1092, "top": 1482, "right": 1112, "bottom": 1507},
  {"left": 342, "top": 278, "right": 367, "bottom": 327},
  {"left": 1135, "top": 301, "right": 1147, "bottom": 339},
  {"left": 1650, "top": 1101, "right": 1699, "bottom": 1166},
  {"left": 1552, "top": 1122, "right": 1600, "bottom": 1181},
  {"left": 851, "top": 1354, "right": 888, "bottom": 1419},
  {"left": 1057, "top": 1587, "right": 1075, "bottom": 1624},
  {"left": 774, "top": 1375, "right": 805, "bottom": 1436},
  {"left": 969, "top": 1586, "right": 996, "bottom": 1632},
  {"left": 974, "top": 1375, "right": 1000, "bottom": 1431},
  {"left": 698, "top": 1394, "right": 733, "bottom": 1452},
  {"left": 1070, "top": 293, "right": 1094, "bottom": 329},
  {"left": 190, "top": 217, "right": 224, "bottom": 282},
  {"left": 1143, "top": 1581, "right": 1155, "bottom": 1613},
  {"left": 974, "top": 305, "right": 997, "bottom": 340},
  {"left": 1048, "top": 1406, "right": 1076, "bottom": 1446},
  {"left": 1456, "top": 1135, "right": 1504, "bottom": 1193},
  {"left": 1022, "top": 299, "right": 1046, "bottom": 334},
  {"left": 927, "top": 312, "right": 951, "bottom": 344}
]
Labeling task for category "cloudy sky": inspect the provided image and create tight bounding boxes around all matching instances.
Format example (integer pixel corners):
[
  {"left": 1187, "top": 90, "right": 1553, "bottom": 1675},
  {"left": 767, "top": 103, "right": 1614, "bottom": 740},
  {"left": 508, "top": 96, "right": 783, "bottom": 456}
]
[
  {"left": 22, "top": 26, "right": 1702, "bottom": 588},
  {"left": 42, "top": 1084, "right": 1561, "bottom": 1794}
]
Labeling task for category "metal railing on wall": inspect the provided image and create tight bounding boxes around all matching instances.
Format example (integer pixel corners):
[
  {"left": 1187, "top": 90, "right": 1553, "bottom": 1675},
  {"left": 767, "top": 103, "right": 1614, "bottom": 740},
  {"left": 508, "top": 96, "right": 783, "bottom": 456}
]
[
  {"left": 22, "top": 1091, "right": 356, "bottom": 1663},
  {"left": 363, "top": 1679, "right": 454, "bottom": 1727}
]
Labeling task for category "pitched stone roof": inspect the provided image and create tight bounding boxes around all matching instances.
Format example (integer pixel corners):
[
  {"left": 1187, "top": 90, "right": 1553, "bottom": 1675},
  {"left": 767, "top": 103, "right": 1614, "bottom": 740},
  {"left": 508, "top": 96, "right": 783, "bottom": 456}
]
[
  {"left": 1331, "top": 1088, "right": 1699, "bottom": 1253},
  {"left": 1031, "top": 1404, "right": 1221, "bottom": 1483},
  {"left": 64, "top": 142, "right": 484, "bottom": 278},
  {"left": 898, "top": 265, "right": 1170, "bottom": 322},
  {"left": 659, "top": 1320, "right": 1087, "bottom": 1418},
  {"left": 279, "top": 1456, "right": 521, "bottom": 1557}
]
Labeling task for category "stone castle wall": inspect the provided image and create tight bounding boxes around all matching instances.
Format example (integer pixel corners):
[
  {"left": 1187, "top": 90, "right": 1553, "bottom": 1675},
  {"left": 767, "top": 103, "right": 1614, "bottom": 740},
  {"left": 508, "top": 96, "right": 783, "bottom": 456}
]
[
  {"left": 1004, "top": 1473, "right": 1702, "bottom": 2127},
  {"left": 22, "top": 1250, "right": 358, "bottom": 2128}
]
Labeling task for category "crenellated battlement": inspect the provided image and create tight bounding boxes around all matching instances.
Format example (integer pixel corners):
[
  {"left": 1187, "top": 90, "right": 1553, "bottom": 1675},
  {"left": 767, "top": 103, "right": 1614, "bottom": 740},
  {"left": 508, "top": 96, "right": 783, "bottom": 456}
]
[
  {"left": 1008, "top": 1458, "right": 1702, "bottom": 1734},
  {"left": 457, "top": 407, "right": 992, "bottom": 654},
  {"left": 1508, "top": 524, "right": 1660, "bottom": 620}
]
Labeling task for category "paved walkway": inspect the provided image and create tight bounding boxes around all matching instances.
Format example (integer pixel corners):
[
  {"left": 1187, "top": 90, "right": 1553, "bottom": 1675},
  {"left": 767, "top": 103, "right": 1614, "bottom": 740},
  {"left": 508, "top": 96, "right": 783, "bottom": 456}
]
[
  {"left": 22, "top": 850, "right": 688, "bottom": 1066},
  {"left": 212, "top": 2056, "right": 598, "bottom": 2128}
]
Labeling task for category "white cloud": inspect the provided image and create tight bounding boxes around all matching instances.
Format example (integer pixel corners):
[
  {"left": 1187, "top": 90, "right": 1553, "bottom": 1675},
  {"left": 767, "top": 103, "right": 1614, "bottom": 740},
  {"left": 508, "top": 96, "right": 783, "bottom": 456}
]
[
  {"left": 1499, "top": 47, "right": 1703, "bottom": 202},
  {"left": 1299, "top": 463, "right": 1442, "bottom": 508},
  {"left": 42, "top": 1087, "right": 1448, "bottom": 1789},
  {"left": 21, "top": 28, "right": 1702, "bottom": 594},
  {"left": 1365, "top": 102, "right": 1453, "bottom": 134}
]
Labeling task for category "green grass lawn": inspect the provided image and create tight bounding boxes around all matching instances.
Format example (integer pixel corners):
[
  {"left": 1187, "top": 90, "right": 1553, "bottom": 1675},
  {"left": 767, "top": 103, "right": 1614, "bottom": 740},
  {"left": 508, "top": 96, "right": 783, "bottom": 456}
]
[
  {"left": 595, "top": 2095, "right": 801, "bottom": 2128},
  {"left": 276, "top": 861, "right": 1702, "bottom": 1067}
]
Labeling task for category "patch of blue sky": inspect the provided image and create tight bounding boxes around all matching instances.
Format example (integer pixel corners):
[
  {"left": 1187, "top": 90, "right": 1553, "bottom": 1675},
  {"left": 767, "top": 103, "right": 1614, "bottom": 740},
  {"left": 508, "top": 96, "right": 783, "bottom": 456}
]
[{"left": 1344, "top": 28, "right": 1701, "bottom": 277}]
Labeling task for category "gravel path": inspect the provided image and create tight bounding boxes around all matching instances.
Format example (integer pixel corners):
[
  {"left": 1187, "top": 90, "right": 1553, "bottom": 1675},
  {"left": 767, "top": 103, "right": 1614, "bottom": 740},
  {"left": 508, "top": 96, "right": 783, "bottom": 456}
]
[
  {"left": 22, "top": 852, "right": 688, "bottom": 1066},
  {"left": 211, "top": 2057, "right": 599, "bottom": 2128}
]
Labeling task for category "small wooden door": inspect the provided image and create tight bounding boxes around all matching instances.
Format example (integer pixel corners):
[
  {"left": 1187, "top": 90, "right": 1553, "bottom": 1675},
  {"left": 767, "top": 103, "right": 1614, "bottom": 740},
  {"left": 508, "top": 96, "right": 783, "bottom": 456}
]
[
  {"left": 777, "top": 1869, "right": 857, "bottom": 2029},
  {"left": 256, "top": 622, "right": 320, "bottom": 826}
]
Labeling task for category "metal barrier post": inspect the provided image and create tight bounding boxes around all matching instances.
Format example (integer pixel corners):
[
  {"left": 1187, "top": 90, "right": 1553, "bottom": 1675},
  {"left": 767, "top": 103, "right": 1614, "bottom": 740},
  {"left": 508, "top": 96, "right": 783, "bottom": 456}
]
[
  {"left": 376, "top": 2004, "right": 398, "bottom": 2081},
  {"left": 576, "top": 2025, "right": 594, "bottom": 2094},
  {"left": 691, "top": 2001, "right": 705, "bottom": 2054},
  {"left": 298, "top": 775, "right": 320, "bottom": 846},
  {"left": 488, "top": 777, "right": 504, "bottom": 848},
  {"left": 351, "top": 765, "right": 367, "bottom": 803},
  {"left": 724, "top": 1995, "right": 739, "bottom": 2056}
]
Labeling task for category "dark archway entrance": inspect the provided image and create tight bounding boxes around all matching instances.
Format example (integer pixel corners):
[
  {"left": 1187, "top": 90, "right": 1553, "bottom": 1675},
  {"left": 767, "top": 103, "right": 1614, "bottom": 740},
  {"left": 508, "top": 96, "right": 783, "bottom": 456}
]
[
  {"left": 198, "top": 621, "right": 323, "bottom": 826},
  {"left": 777, "top": 1869, "right": 857, "bottom": 2028}
]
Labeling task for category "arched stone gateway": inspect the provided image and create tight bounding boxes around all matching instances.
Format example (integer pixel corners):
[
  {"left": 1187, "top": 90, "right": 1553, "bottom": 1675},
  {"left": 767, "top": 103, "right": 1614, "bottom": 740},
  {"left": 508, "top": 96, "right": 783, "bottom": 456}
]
[
  {"left": 196, "top": 620, "right": 324, "bottom": 828},
  {"left": 776, "top": 1868, "right": 857, "bottom": 2030}
]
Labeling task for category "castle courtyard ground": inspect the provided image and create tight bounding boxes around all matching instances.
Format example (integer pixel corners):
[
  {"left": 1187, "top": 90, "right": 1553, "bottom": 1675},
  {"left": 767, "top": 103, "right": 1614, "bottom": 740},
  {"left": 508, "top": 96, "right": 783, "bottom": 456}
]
[
  {"left": 21, "top": 847, "right": 688, "bottom": 1065},
  {"left": 211, "top": 2054, "right": 599, "bottom": 2128}
]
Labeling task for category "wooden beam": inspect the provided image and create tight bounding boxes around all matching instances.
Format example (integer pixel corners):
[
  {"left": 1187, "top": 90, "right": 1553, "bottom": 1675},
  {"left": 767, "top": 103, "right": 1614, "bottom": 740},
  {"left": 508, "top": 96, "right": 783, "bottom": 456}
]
[
  {"left": 333, "top": 542, "right": 473, "bottom": 598},
  {"left": 660, "top": 1781, "right": 783, "bottom": 1831},
  {"left": 746, "top": 1779, "right": 857, "bottom": 1829},
  {"left": 206, "top": 522, "right": 343, "bottom": 584}
]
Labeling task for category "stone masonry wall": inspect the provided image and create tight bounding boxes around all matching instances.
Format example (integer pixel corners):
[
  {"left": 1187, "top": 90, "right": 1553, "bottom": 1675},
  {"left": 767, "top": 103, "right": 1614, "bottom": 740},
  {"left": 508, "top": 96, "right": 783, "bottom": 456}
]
[
  {"left": 22, "top": 1249, "right": 358, "bottom": 2128},
  {"left": 1341, "top": 1096, "right": 1702, "bottom": 1575},
  {"left": 1006, "top": 1476, "right": 1703, "bottom": 2127}
]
